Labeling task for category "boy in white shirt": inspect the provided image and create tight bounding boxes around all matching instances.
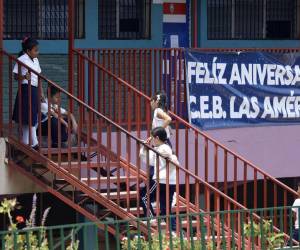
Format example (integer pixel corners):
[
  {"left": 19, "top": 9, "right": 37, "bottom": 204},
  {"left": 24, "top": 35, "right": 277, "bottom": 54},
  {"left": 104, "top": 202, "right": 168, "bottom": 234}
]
[
  {"left": 139, "top": 127, "right": 179, "bottom": 231},
  {"left": 40, "top": 86, "right": 78, "bottom": 147},
  {"left": 292, "top": 183, "right": 300, "bottom": 241}
]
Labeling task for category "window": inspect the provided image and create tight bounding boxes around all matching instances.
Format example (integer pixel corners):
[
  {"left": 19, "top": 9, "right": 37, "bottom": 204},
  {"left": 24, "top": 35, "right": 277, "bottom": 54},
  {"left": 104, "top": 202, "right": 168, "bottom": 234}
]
[
  {"left": 207, "top": 0, "right": 300, "bottom": 40},
  {"left": 4, "top": 0, "right": 85, "bottom": 40},
  {"left": 99, "top": 0, "right": 151, "bottom": 40}
]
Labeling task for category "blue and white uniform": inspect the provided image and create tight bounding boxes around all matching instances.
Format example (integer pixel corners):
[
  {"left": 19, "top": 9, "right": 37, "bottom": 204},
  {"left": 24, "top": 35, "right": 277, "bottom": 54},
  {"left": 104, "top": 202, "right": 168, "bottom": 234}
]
[{"left": 12, "top": 53, "right": 41, "bottom": 147}]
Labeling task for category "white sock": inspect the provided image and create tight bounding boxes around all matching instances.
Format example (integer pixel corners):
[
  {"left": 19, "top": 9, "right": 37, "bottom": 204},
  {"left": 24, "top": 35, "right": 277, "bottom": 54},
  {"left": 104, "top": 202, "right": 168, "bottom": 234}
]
[
  {"left": 31, "top": 126, "right": 38, "bottom": 147},
  {"left": 22, "top": 126, "right": 29, "bottom": 145},
  {"left": 22, "top": 126, "right": 38, "bottom": 147}
]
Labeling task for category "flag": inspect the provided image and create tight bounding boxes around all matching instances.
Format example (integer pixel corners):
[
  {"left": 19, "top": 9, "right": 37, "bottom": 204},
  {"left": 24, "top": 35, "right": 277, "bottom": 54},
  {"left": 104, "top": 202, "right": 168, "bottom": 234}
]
[{"left": 163, "top": 0, "right": 187, "bottom": 23}]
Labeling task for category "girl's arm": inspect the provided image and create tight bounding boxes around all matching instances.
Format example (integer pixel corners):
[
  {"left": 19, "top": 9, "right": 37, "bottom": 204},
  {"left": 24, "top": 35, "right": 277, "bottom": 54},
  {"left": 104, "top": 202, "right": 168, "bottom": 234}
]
[
  {"left": 156, "top": 109, "right": 172, "bottom": 128},
  {"left": 53, "top": 109, "right": 77, "bottom": 133},
  {"left": 60, "top": 118, "right": 68, "bottom": 127},
  {"left": 52, "top": 105, "right": 68, "bottom": 117},
  {"left": 70, "top": 113, "right": 78, "bottom": 134},
  {"left": 14, "top": 72, "right": 30, "bottom": 81},
  {"left": 50, "top": 111, "right": 68, "bottom": 127},
  {"left": 139, "top": 145, "right": 156, "bottom": 166}
]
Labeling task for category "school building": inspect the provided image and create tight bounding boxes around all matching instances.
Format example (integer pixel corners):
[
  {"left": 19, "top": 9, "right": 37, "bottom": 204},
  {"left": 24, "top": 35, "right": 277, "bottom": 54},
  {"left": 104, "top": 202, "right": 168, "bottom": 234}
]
[{"left": 0, "top": 0, "right": 300, "bottom": 248}]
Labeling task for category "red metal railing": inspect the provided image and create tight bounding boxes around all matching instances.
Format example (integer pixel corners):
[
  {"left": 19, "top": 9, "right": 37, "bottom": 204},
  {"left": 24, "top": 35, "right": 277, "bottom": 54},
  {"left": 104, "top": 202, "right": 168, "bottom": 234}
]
[
  {"left": 0, "top": 49, "right": 297, "bottom": 245},
  {"left": 74, "top": 48, "right": 299, "bottom": 231},
  {"left": 2, "top": 50, "right": 295, "bottom": 246},
  {"left": 77, "top": 47, "right": 300, "bottom": 120},
  {"left": 0, "top": 50, "right": 265, "bottom": 246},
  {"left": 77, "top": 48, "right": 187, "bottom": 118}
]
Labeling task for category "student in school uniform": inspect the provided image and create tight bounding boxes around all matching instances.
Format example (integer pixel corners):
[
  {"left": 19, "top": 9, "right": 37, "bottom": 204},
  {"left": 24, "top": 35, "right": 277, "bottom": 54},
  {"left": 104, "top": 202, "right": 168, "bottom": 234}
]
[
  {"left": 12, "top": 37, "right": 41, "bottom": 149},
  {"left": 140, "top": 127, "right": 178, "bottom": 231},
  {"left": 149, "top": 92, "right": 178, "bottom": 206},
  {"left": 292, "top": 183, "right": 300, "bottom": 241},
  {"left": 40, "top": 86, "right": 78, "bottom": 148},
  {"left": 147, "top": 92, "right": 173, "bottom": 182},
  {"left": 150, "top": 91, "right": 172, "bottom": 147}
]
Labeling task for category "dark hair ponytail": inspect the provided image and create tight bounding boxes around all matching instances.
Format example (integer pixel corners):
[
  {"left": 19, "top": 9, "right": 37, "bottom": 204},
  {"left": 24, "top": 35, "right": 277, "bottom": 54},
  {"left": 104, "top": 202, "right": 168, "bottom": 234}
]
[
  {"left": 18, "top": 37, "right": 39, "bottom": 57},
  {"left": 151, "top": 91, "right": 168, "bottom": 112},
  {"left": 50, "top": 86, "right": 60, "bottom": 97},
  {"left": 151, "top": 127, "right": 168, "bottom": 143}
]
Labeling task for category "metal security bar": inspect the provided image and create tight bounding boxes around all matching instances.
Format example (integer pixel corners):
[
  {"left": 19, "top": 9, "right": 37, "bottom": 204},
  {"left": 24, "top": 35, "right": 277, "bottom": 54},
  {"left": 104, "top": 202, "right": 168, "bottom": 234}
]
[
  {"left": 207, "top": 0, "right": 300, "bottom": 40},
  {"left": 99, "top": 0, "right": 151, "bottom": 40},
  {"left": 4, "top": 0, "right": 85, "bottom": 39},
  {"left": 0, "top": 207, "right": 299, "bottom": 249}
]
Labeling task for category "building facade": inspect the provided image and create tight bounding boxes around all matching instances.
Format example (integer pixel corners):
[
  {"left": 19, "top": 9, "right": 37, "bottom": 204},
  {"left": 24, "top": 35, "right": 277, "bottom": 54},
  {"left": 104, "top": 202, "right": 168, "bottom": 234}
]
[{"left": 4, "top": 0, "right": 300, "bottom": 54}]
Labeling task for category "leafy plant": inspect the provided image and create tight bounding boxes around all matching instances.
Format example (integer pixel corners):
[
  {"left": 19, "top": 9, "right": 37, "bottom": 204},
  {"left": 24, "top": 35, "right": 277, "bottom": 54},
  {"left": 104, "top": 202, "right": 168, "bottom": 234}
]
[
  {"left": 0, "top": 195, "right": 49, "bottom": 250},
  {"left": 121, "top": 233, "right": 222, "bottom": 250},
  {"left": 66, "top": 230, "right": 80, "bottom": 250},
  {"left": 0, "top": 195, "right": 79, "bottom": 250},
  {"left": 244, "top": 219, "right": 285, "bottom": 249}
]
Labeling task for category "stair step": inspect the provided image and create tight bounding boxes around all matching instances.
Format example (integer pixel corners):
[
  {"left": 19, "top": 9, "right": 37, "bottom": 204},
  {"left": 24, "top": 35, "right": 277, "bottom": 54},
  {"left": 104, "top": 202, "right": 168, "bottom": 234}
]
[
  {"left": 40, "top": 146, "right": 99, "bottom": 154},
  {"left": 78, "top": 191, "right": 138, "bottom": 200},
  {"left": 59, "top": 162, "right": 141, "bottom": 181},
  {"left": 32, "top": 163, "right": 46, "bottom": 169},
  {"left": 54, "top": 179, "right": 68, "bottom": 185},
  {"left": 101, "top": 191, "right": 138, "bottom": 200},
  {"left": 59, "top": 162, "right": 120, "bottom": 169},
  {"left": 129, "top": 205, "right": 188, "bottom": 215},
  {"left": 81, "top": 176, "right": 137, "bottom": 183}
]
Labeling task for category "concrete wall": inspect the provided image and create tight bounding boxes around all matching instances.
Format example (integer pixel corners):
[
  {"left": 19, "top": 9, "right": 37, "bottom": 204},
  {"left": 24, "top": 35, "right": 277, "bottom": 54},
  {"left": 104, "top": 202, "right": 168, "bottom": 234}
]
[{"left": 0, "top": 138, "right": 44, "bottom": 195}]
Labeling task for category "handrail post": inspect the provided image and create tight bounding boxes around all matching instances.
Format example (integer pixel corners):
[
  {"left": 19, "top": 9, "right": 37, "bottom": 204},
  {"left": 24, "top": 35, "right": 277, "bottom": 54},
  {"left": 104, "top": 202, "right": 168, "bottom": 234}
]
[
  {"left": 68, "top": 0, "right": 74, "bottom": 113},
  {"left": 193, "top": 0, "right": 198, "bottom": 48},
  {"left": 0, "top": 0, "right": 3, "bottom": 136}
]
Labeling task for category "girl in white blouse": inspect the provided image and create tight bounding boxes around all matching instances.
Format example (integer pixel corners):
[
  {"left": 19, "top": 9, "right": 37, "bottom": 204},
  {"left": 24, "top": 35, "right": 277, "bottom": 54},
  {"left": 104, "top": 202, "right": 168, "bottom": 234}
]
[
  {"left": 12, "top": 37, "right": 41, "bottom": 149},
  {"left": 150, "top": 92, "right": 172, "bottom": 147},
  {"left": 40, "top": 86, "right": 78, "bottom": 147}
]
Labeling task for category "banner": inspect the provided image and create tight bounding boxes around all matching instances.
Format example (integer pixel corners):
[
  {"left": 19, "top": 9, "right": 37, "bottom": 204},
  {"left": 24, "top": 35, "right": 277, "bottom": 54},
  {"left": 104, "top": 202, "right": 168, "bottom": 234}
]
[{"left": 186, "top": 49, "right": 300, "bottom": 129}]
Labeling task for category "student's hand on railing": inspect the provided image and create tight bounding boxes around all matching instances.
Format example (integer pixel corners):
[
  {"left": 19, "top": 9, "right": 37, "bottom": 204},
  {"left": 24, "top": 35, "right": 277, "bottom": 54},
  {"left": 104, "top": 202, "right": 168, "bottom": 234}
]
[
  {"left": 40, "top": 87, "right": 45, "bottom": 100},
  {"left": 52, "top": 105, "right": 59, "bottom": 113},
  {"left": 24, "top": 72, "right": 31, "bottom": 81},
  {"left": 51, "top": 111, "right": 58, "bottom": 119},
  {"left": 144, "top": 137, "right": 152, "bottom": 145}
]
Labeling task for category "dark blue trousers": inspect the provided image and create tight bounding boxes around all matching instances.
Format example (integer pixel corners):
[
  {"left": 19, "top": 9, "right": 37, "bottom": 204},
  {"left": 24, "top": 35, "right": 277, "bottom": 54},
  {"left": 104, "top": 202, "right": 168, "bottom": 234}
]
[
  {"left": 293, "top": 229, "right": 299, "bottom": 241},
  {"left": 41, "top": 117, "right": 68, "bottom": 146},
  {"left": 141, "top": 181, "right": 176, "bottom": 231}
]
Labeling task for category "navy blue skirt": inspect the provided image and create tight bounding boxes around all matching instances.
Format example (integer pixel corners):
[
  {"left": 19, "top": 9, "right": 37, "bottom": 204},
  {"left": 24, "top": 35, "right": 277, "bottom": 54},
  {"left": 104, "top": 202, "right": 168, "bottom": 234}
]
[{"left": 12, "top": 84, "right": 38, "bottom": 126}]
